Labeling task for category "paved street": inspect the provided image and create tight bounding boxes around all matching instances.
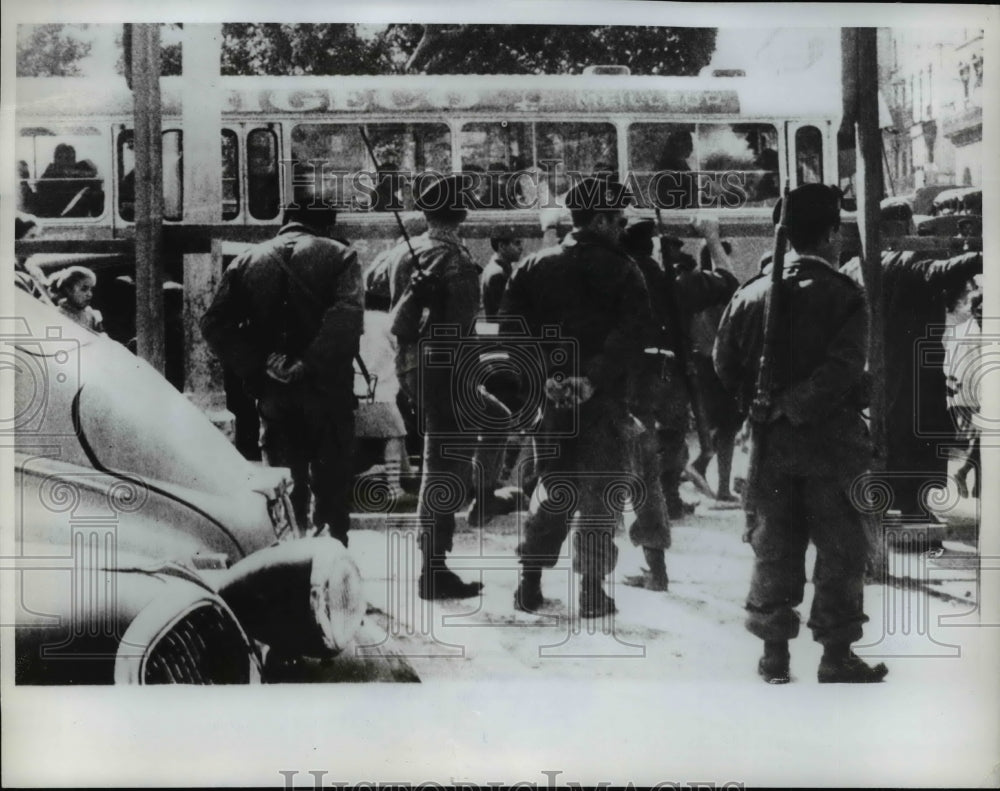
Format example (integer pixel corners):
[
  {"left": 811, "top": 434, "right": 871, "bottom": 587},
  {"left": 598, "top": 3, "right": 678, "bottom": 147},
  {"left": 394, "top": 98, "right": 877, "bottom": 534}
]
[{"left": 346, "top": 474, "right": 982, "bottom": 684}]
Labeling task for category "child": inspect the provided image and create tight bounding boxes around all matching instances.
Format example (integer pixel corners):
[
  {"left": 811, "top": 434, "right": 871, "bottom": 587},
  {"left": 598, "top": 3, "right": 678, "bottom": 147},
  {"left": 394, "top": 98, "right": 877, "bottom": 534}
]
[{"left": 51, "top": 266, "right": 104, "bottom": 334}]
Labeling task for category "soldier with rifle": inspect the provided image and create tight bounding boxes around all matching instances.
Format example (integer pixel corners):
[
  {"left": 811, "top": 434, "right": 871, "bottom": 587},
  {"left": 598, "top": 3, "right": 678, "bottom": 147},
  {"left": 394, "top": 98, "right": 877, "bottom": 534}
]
[
  {"left": 713, "top": 183, "right": 888, "bottom": 684},
  {"left": 655, "top": 215, "right": 739, "bottom": 518}
]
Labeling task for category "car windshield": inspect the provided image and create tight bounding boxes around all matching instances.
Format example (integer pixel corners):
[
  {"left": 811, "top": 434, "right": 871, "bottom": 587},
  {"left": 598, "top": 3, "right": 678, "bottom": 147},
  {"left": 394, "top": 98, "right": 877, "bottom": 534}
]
[{"left": 76, "top": 339, "right": 258, "bottom": 497}]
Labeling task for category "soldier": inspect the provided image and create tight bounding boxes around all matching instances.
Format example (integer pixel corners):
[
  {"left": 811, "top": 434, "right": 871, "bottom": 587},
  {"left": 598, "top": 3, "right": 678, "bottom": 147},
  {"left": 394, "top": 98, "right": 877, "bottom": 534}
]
[
  {"left": 386, "top": 174, "right": 484, "bottom": 600},
  {"left": 713, "top": 183, "right": 888, "bottom": 684},
  {"left": 467, "top": 223, "right": 526, "bottom": 527},
  {"left": 201, "top": 202, "right": 364, "bottom": 546},
  {"left": 501, "top": 176, "right": 652, "bottom": 617},
  {"left": 618, "top": 217, "right": 672, "bottom": 591},
  {"left": 840, "top": 214, "right": 983, "bottom": 521},
  {"left": 658, "top": 224, "right": 739, "bottom": 519}
]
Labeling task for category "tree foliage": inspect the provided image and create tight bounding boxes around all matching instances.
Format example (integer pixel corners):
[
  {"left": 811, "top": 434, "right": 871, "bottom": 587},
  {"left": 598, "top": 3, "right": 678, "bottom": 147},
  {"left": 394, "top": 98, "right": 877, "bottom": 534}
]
[
  {"left": 16, "top": 24, "right": 92, "bottom": 77},
  {"left": 221, "top": 23, "right": 717, "bottom": 76},
  {"left": 221, "top": 24, "right": 392, "bottom": 76}
]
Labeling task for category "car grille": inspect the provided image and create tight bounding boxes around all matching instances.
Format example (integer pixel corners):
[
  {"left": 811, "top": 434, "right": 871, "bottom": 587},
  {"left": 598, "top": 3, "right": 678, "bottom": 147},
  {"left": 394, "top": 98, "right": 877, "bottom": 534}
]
[{"left": 143, "top": 602, "right": 253, "bottom": 684}]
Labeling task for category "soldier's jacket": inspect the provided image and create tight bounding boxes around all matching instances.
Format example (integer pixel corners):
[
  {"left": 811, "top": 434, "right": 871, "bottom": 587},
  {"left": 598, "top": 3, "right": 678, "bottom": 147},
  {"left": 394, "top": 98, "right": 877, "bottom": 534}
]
[
  {"left": 384, "top": 227, "right": 481, "bottom": 379},
  {"left": 201, "top": 222, "right": 363, "bottom": 394},
  {"left": 713, "top": 253, "right": 871, "bottom": 478},
  {"left": 841, "top": 250, "right": 982, "bottom": 432},
  {"left": 500, "top": 228, "right": 652, "bottom": 400}
]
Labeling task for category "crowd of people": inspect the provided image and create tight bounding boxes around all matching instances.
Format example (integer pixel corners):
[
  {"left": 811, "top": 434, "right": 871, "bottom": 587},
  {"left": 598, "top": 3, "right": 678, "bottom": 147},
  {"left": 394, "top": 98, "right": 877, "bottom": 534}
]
[{"left": 15, "top": 171, "right": 983, "bottom": 685}]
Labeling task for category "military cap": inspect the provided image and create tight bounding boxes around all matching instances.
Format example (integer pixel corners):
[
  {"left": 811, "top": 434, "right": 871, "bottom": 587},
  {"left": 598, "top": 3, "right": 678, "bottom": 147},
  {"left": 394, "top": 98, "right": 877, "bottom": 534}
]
[
  {"left": 621, "top": 217, "right": 656, "bottom": 248},
  {"left": 415, "top": 173, "right": 469, "bottom": 216},
  {"left": 564, "top": 176, "right": 632, "bottom": 212},
  {"left": 772, "top": 183, "right": 842, "bottom": 229}
]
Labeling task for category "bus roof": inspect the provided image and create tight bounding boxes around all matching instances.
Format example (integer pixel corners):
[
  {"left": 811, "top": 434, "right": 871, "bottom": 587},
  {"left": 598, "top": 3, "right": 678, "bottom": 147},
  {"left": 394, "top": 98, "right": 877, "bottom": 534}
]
[{"left": 17, "top": 73, "right": 840, "bottom": 121}]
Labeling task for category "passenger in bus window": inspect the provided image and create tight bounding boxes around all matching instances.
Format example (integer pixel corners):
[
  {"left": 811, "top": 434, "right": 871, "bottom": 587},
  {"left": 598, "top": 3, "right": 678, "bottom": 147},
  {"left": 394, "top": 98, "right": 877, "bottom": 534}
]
[
  {"left": 37, "top": 143, "right": 103, "bottom": 218},
  {"left": 372, "top": 162, "right": 404, "bottom": 212},
  {"left": 654, "top": 129, "right": 697, "bottom": 210}
]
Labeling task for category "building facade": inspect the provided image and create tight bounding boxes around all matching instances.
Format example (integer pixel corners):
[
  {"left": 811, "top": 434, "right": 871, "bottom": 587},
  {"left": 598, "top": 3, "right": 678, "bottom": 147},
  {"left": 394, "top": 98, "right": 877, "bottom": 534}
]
[{"left": 879, "top": 27, "right": 984, "bottom": 197}]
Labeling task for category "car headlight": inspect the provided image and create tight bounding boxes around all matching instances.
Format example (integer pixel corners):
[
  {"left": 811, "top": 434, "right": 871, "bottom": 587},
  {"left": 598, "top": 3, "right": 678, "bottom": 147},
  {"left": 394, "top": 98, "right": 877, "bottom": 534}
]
[{"left": 215, "top": 537, "right": 365, "bottom": 658}]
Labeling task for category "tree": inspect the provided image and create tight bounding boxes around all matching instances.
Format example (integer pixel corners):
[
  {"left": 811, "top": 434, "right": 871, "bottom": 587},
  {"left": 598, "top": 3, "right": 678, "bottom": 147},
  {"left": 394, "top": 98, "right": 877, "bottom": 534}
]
[
  {"left": 221, "top": 24, "right": 391, "bottom": 76},
  {"left": 391, "top": 24, "right": 718, "bottom": 76},
  {"left": 220, "top": 23, "right": 717, "bottom": 77},
  {"left": 115, "top": 24, "right": 182, "bottom": 79},
  {"left": 16, "top": 24, "right": 92, "bottom": 77}
]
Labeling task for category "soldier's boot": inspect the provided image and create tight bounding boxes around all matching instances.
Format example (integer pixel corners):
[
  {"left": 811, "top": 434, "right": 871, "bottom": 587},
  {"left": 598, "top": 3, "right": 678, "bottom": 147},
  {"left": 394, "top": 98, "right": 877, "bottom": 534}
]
[
  {"left": 579, "top": 574, "right": 617, "bottom": 619},
  {"left": 417, "top": 545, "right": 483, "bottom": 601},
  {"left": 818, "top": 644, "right": 888, "bottom": 684},
  {"left": 757, "top": 640, "right": 791, "bottom": 684},
  {"left": 513, "top": 567, "right": 544, "bottom": 613},
  {"left": 623, "top": 547, "right": 669, "bottom": 592}
]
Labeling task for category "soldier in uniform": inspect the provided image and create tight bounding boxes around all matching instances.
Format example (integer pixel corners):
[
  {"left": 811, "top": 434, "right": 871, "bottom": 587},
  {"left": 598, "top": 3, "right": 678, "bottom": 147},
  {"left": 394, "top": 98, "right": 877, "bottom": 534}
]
[
  {"left": 840, "top": 219, "right": 982, "bottom": 521},
  {"left": 656, "top": 225, "right": 739, "bottom": 519},
  {"left": 501, "top": 177, "right": 652, "bottom": 617},
  {"left": 386, "top": 174, "right": 484, "bottom": 600},
  {"left": 618, "top": 217, "right": 673, "bottom": 590},
  {"left": 201, "top": 202, "right": 364, "bottom": 546},
  {"left": 713, "top": 183, "right": 888, "bottom": 684}
]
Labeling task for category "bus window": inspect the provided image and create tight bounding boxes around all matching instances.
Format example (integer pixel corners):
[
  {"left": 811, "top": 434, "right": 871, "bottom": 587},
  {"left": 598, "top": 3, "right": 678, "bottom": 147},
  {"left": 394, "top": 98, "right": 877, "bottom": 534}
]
[
  {"left": 247, "top": 128, "right": 280, "bottom": 220},
  {"left": 628, "top": 123, "right": 697, "bottom": 209},
  {"left": 699, "top": 123, "right": 779, "bottom": 207},
  {"left": 460, "top": 122, "right": 533, "bottom": 209},
  {"left": 221, "top": 130, "right": 239, "bottom": 220},
  {"left": 629, "top": 122, "right": 779, "bottom": 209},
  {"left": 162, "top": 130, "right": 183, "bottom": 221},
  {"left": 117, "top": 129, "right": 185, "bottom": 222},
  {"left": 795, "top": 126, "right": 824, "bottom": 185},
  {"left": 536, "top": 122, "right": 617, "bottom": 198},
  {"left": 19, "top": 126, "right": 105, "bottom": 219},
  {"left": 291, "top": 123, "right": 450, "bottom": 211}
]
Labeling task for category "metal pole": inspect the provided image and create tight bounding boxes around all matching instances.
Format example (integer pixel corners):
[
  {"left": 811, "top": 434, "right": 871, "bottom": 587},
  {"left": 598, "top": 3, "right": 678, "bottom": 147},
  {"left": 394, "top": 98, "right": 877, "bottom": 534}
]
[
  {"left": 132, "top": 23, "right": 165, "bottom": 373},
  {"left": 851, "top": 28, "right": 888, "bottom": 574}
]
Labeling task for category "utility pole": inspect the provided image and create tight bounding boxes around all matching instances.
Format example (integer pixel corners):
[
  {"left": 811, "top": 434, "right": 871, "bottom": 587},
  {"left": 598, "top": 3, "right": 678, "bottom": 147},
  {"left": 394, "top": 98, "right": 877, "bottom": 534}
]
[
  {"left": 180, "top": 24, "right": 234, "bottom": 438},
  {"left": 844, "top": 28, "right": 887, "bottom": 573},
  {"left": 131, "top": 23, "right": 165, "bottom": 373}
]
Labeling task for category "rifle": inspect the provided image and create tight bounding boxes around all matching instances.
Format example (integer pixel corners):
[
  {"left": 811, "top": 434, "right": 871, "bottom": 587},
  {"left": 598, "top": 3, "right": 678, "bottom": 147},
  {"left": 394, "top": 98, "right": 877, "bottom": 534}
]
[
  {"left": 744, "top": 182, "right": 790, "bottom": 520},
  {"left": 358, "top": 126, "right": 439, "bottom": 339},
  {"left": 654, "top": 208, "right": 713, "bottom": 483}
]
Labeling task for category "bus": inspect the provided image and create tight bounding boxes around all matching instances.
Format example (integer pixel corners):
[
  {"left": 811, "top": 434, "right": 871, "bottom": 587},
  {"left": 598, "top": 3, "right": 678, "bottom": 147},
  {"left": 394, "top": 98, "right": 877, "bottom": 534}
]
[{"left": 16, "top": 69, "right": 843, "bottom": 279}]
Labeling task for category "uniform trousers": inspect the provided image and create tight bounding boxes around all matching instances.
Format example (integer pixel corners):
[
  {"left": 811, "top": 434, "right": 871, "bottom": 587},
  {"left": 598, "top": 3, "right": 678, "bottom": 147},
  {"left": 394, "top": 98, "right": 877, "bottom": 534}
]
[
  {"left": 745, "top": 463, "right": 869, "bottom": 646},
  {"left": 517, "top": 395, "right": 627, "bottom": 578},
  {"left": 258, "top": 381, "right": 355, "bottom": 542}
]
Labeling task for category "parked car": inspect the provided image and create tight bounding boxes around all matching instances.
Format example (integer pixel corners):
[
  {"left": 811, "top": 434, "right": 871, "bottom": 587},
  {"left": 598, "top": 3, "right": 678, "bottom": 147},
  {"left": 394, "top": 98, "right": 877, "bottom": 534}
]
[{"left": 9, "top": 291, "right": 417, "bottom": 683}]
